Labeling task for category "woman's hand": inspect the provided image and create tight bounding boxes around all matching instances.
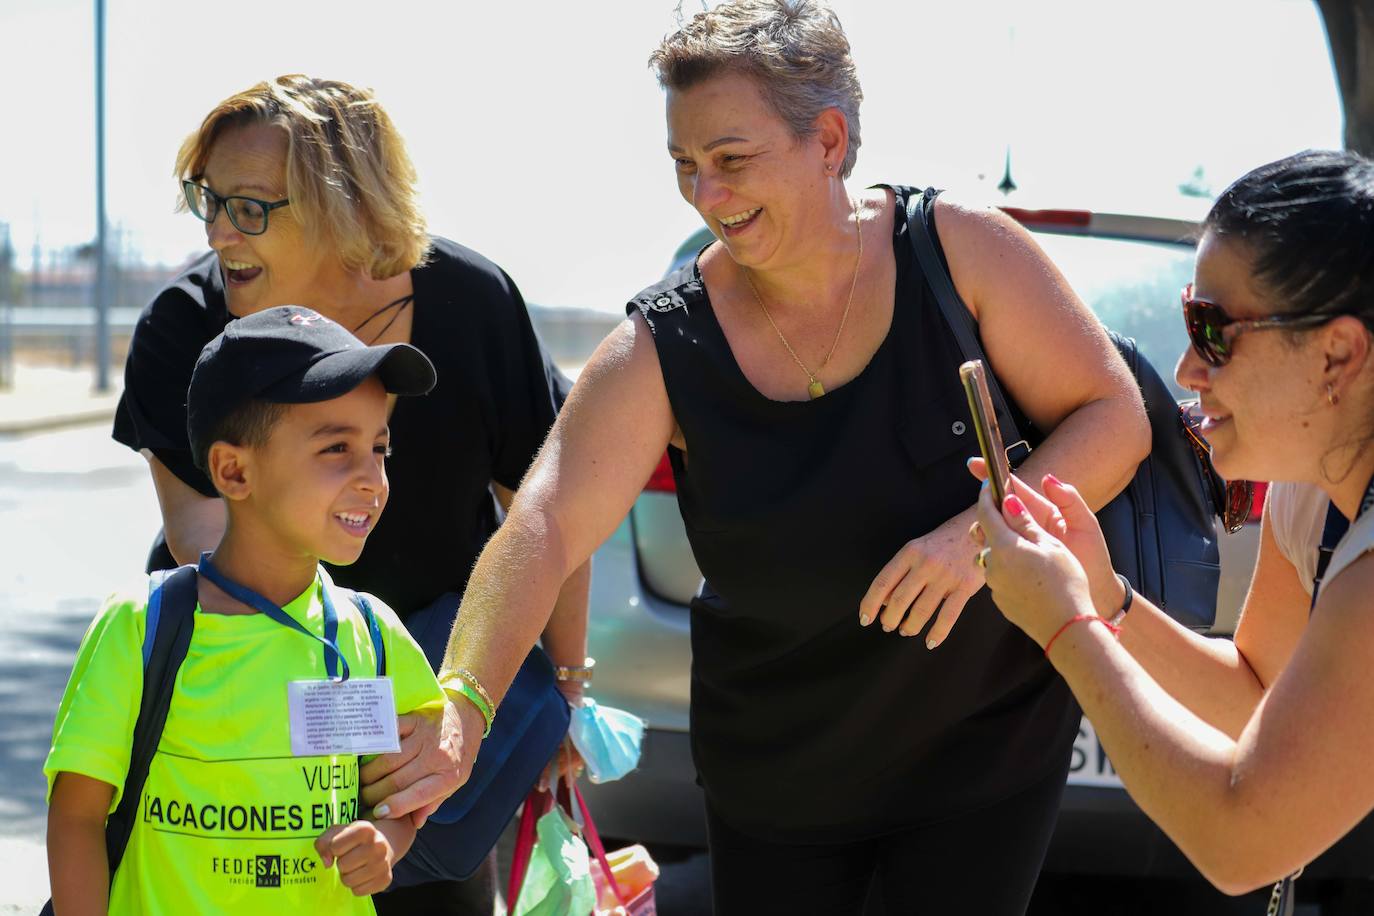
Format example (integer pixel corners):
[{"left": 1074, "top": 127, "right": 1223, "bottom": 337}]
[
  {"left": 538, "top": 736, "right": 586, "bottom": 791},
  {"left": 975, "top": 484, "right": 1095, "bottom": 647},
  {"left": 858, "top": 510, "right": 986, "bottom": 648},
  {"left": 538, "top": 681, "right": 587, "bottom": 790},
  {"left": 967, "top": 458, "right": 1124, "bottom": 618},
  {"left": 361, "top": 700, "right": 484, "bottom": 827}
]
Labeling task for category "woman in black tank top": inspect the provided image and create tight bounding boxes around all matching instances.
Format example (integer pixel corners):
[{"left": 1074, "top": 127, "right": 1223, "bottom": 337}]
[{"left": 434, "top": 2, "right": 1149, "bottom": 913}]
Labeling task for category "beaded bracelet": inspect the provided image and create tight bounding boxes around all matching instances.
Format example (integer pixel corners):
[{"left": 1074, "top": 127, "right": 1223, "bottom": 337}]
[
  {"left": 439, "top": 671, "right": 495, "bottom": 738},
  {"left": 1043, "top": 613, "right": 1120, "bottom": 659}
]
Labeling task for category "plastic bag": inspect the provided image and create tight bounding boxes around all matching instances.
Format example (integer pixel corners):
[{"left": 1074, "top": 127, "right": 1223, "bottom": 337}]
[
  {"left": 592, "top": 843, "right": 659, "bottom": 916},
  {"left": 509, "top": 781, "right": 660, "bottom": 916},
  {"left": 509, "top": 791, "right": 596, "bottom": 916}
]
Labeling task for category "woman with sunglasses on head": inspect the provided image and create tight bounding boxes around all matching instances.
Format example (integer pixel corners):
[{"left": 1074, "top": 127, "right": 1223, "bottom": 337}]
[
  {"left": 112, "top": 74, "right": 589, "bottom": 915},
  {"left": 973, "top": 149, "right": 1374, "bottom": 899}
]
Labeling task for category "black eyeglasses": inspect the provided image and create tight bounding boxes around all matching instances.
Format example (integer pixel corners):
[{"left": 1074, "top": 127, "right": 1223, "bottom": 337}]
[
  {"left": 1182, "top": 283, "right": 1339, "bottom": 367},
  {"left": 1179, "top": 399, "right": 1253, "bottom": 534},
  {"left": 182, "top": 180, "right": 290, "bottom": 236}
]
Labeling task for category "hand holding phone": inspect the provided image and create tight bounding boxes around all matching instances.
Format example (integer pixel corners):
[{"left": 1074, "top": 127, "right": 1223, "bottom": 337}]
[{"left": 960, "top": 360, "right": 1011, "bottom": 506}]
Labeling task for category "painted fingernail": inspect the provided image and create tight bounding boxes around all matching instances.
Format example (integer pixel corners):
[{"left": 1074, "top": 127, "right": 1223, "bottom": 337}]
[
  {"left": 1005, "top": 495, "right": 1027, "bottom": 517},
  {"left": 1044, "top": 473, "right": 1062, "bottom": 486},
  {"left": 374, "top": 804, "right": 390, "bottom": 819},
  {"left": 926, "top": 637, "right": 941, "bottom": 650}
]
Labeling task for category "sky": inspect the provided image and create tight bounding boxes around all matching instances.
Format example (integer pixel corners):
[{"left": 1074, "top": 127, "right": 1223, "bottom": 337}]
[{"left": 0, "top": 0, "right": 1344, "bottom": 313}]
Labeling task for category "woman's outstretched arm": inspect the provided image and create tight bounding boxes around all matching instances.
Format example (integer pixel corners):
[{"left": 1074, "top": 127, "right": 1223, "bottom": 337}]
[{"left": 363, "top": 314, "right": 676, "bottom": 821}]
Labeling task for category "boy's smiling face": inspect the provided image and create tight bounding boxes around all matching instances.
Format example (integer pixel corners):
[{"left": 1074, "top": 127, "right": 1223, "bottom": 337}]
[{"left": 219, "top": 377, "right": 392, "bottom": 567}]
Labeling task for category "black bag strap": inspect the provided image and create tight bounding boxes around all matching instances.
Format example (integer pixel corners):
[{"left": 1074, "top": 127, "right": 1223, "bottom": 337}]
[
  {"left": 107, "top": 564, "right": 199, "bottom": 874},
  {"left": 904, "top": 187, "right": 1026, "bottom": 450},
  {"left": 42, "top": 568, "right": 198, "bottom": 916}
]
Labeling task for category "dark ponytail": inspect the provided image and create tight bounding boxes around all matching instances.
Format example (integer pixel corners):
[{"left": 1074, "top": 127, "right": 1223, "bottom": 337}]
[{"left": 1205, "top": 149, "right": 1374, "bottom": 323}]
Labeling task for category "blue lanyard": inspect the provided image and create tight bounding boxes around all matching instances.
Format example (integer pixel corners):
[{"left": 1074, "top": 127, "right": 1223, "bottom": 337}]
[
  {"left": 197, "top": 553, "right": 350, "bottom": 681},
  {"left": 1311, "top": 473, "right": 1374, "bottom": 612}
]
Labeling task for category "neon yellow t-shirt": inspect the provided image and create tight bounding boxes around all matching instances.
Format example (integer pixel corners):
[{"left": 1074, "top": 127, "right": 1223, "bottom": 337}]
[{"left": 45, "top": 567, "right": 445, "bottom": 915}]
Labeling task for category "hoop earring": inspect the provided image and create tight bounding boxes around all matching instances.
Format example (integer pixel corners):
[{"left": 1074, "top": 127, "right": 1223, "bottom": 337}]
[{"left": 1327, "top": 383, "right": 1339, "bottom": 406}]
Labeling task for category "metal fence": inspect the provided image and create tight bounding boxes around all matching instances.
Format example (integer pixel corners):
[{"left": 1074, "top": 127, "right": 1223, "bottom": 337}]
[{"left": 0, "top": 302, "right": 618, "bottom": 387}]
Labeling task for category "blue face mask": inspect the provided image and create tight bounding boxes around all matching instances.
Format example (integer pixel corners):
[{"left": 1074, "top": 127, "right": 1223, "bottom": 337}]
[{"left": 567, "top": 699, "right": 646, "bottom": 784}]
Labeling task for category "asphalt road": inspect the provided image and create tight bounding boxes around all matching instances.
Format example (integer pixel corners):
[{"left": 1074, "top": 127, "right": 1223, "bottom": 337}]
[{"left": 0, "top": 424, "right": 163, "bottom": 912}]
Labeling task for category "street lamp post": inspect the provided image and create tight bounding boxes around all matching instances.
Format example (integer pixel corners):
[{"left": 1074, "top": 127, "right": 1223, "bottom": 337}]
[
  {"left": 0, "top": 223, "right": 11, "bottom": 389},
  {"left": 93, "top": 0, "right": 111, "bottom": 392}
]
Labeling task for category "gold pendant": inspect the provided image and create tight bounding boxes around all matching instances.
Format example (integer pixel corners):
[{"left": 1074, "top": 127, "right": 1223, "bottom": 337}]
[{"left": 808, "top": 379, "right": 825, "bottom": 399}]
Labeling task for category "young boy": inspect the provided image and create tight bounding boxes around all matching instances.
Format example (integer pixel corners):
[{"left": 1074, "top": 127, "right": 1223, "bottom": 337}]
[{"left": 46, "top": 306, "right": 445, "bottom": 914}]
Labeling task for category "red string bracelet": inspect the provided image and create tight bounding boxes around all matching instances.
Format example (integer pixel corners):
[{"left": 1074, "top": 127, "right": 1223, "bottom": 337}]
[{"left": 1043, "top": 613, "right": 1120, "bottom": 659}]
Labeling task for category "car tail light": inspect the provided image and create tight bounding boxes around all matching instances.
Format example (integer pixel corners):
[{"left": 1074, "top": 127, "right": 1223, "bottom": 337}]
[
  {"left": 1247, "top": 481, "right": 1267, "bottom": 525},
  {"left": 999, "top": 207, "right": 1092, "bottom": 229},
  {"left": 645, "top": 452, "right": 676, "bottom": 493}
]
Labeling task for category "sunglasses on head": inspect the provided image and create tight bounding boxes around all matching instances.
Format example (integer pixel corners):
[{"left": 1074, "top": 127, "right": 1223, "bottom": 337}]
[
  {"left": 1182, "top": 284, "right": 1340, "bottom": 367},
  {"left": 1178, "top": 399, "right": 1253, "bottom": 534}
]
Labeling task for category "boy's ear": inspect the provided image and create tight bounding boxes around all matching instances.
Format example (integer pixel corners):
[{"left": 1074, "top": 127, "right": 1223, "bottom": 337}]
[{"left": 207, "top": 441, "right": 252, "bottom": 501}]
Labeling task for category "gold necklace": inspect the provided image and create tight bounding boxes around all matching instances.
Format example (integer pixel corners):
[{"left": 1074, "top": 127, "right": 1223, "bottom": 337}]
[{"left": 743, "top": 199, "right": 862, "bottom": 400}]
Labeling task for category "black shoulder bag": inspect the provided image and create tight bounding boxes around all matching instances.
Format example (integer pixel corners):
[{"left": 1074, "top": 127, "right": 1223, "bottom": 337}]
[{"left": 906, "top": 187, "right": 1223, "bottom": 629}]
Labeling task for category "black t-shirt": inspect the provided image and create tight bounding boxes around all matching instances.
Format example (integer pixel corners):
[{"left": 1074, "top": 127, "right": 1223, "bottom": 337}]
[
  {"left": 625, "top": 186, "right": 1078, "bottom": 843},
  {"left": 114, "top": 237, "right": 565, "bottom": 615}
]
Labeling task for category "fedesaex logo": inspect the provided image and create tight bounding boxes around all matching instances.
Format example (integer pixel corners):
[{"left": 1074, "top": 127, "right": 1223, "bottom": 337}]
[{"left": 211, "top": 853, "right": 317, "bottom": 888}]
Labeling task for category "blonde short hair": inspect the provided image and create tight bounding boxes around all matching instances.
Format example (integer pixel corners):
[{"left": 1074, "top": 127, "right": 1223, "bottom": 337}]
[
  {"left": 175, "top": 75, "right": 429, "bottom": 279},
  {"left": 650, "top": 0, "right": 863, "bottom": 178}
]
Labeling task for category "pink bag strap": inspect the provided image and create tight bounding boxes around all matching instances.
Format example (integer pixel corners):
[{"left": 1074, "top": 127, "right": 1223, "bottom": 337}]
[
  {"left": 573, "top": 784, "right": 627, "bottom": 905},
  {"left": 506, "top": 788, "right": 551, "bottom": 908}
]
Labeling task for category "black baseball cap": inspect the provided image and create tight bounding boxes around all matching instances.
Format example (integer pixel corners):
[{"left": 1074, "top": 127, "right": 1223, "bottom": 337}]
[{"left": 188, "top": 305, "right": 436, "bottom": 468}]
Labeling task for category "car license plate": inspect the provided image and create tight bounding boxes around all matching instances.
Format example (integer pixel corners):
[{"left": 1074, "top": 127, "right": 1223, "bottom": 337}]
[{"left": 1067, "top": 716, "right": 1122, "bottom": 788}]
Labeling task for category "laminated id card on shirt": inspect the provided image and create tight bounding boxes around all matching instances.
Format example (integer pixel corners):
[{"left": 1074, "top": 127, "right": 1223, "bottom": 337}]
[{"left": 287, "top": 677, "right": 401, "bottom": 756}]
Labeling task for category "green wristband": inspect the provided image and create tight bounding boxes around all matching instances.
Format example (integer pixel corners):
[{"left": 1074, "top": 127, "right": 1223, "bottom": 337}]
[{"left": 440, "top": 674, "right": 494, "bottom": 738}]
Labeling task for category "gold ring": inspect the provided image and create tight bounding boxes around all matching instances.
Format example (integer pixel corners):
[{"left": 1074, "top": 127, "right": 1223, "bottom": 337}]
[{"left": 975, "top": 548, "right": 990, "bottom": 569}]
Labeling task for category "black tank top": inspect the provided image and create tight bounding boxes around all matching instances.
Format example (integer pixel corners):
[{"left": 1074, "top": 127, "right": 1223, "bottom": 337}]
[{"left": 626, "top": 186, "right": 1077, "bottom": 843}]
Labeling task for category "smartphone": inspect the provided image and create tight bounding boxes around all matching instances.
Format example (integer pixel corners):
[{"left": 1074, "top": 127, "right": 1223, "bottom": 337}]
[{"left": 960, "top": 360, "right": 1010, "bottom": 506}]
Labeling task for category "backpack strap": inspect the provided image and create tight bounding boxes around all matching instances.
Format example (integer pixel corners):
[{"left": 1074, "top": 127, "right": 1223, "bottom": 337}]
[
  {"left": 346, "top": 591, "right": 387, "bottom": 678},
  {"left": 107, "top": 564, "right": 198, "bottom": 875},
  {"left": 904, "top": 187, "right": 1030, "bottom": 458}
]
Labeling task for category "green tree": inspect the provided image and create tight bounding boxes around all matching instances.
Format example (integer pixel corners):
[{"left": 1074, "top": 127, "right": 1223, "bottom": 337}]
[{"left": 1179, "top": 166, "right": 1212, "bottom": 198}]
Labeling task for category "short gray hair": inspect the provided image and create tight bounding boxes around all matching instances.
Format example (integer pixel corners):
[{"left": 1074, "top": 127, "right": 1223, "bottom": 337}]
[{"left": 650, "top": 0, "right": 863, "bottom": 178}]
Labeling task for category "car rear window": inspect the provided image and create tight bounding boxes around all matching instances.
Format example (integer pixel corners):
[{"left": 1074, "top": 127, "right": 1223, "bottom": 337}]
[{"left": 1032, "top": 232, "right": 1197, "bottom": 398}]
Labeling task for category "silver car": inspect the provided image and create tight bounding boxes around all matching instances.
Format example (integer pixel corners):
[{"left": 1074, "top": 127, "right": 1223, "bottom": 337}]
[{"left": 579, "top": 207, "right": 1273, "bottom": 877}]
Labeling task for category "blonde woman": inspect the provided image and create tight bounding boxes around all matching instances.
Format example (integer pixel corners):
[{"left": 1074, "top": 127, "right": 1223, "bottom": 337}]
[{"left": 112, "top": 75, "right": 588, "bottom": 914}]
